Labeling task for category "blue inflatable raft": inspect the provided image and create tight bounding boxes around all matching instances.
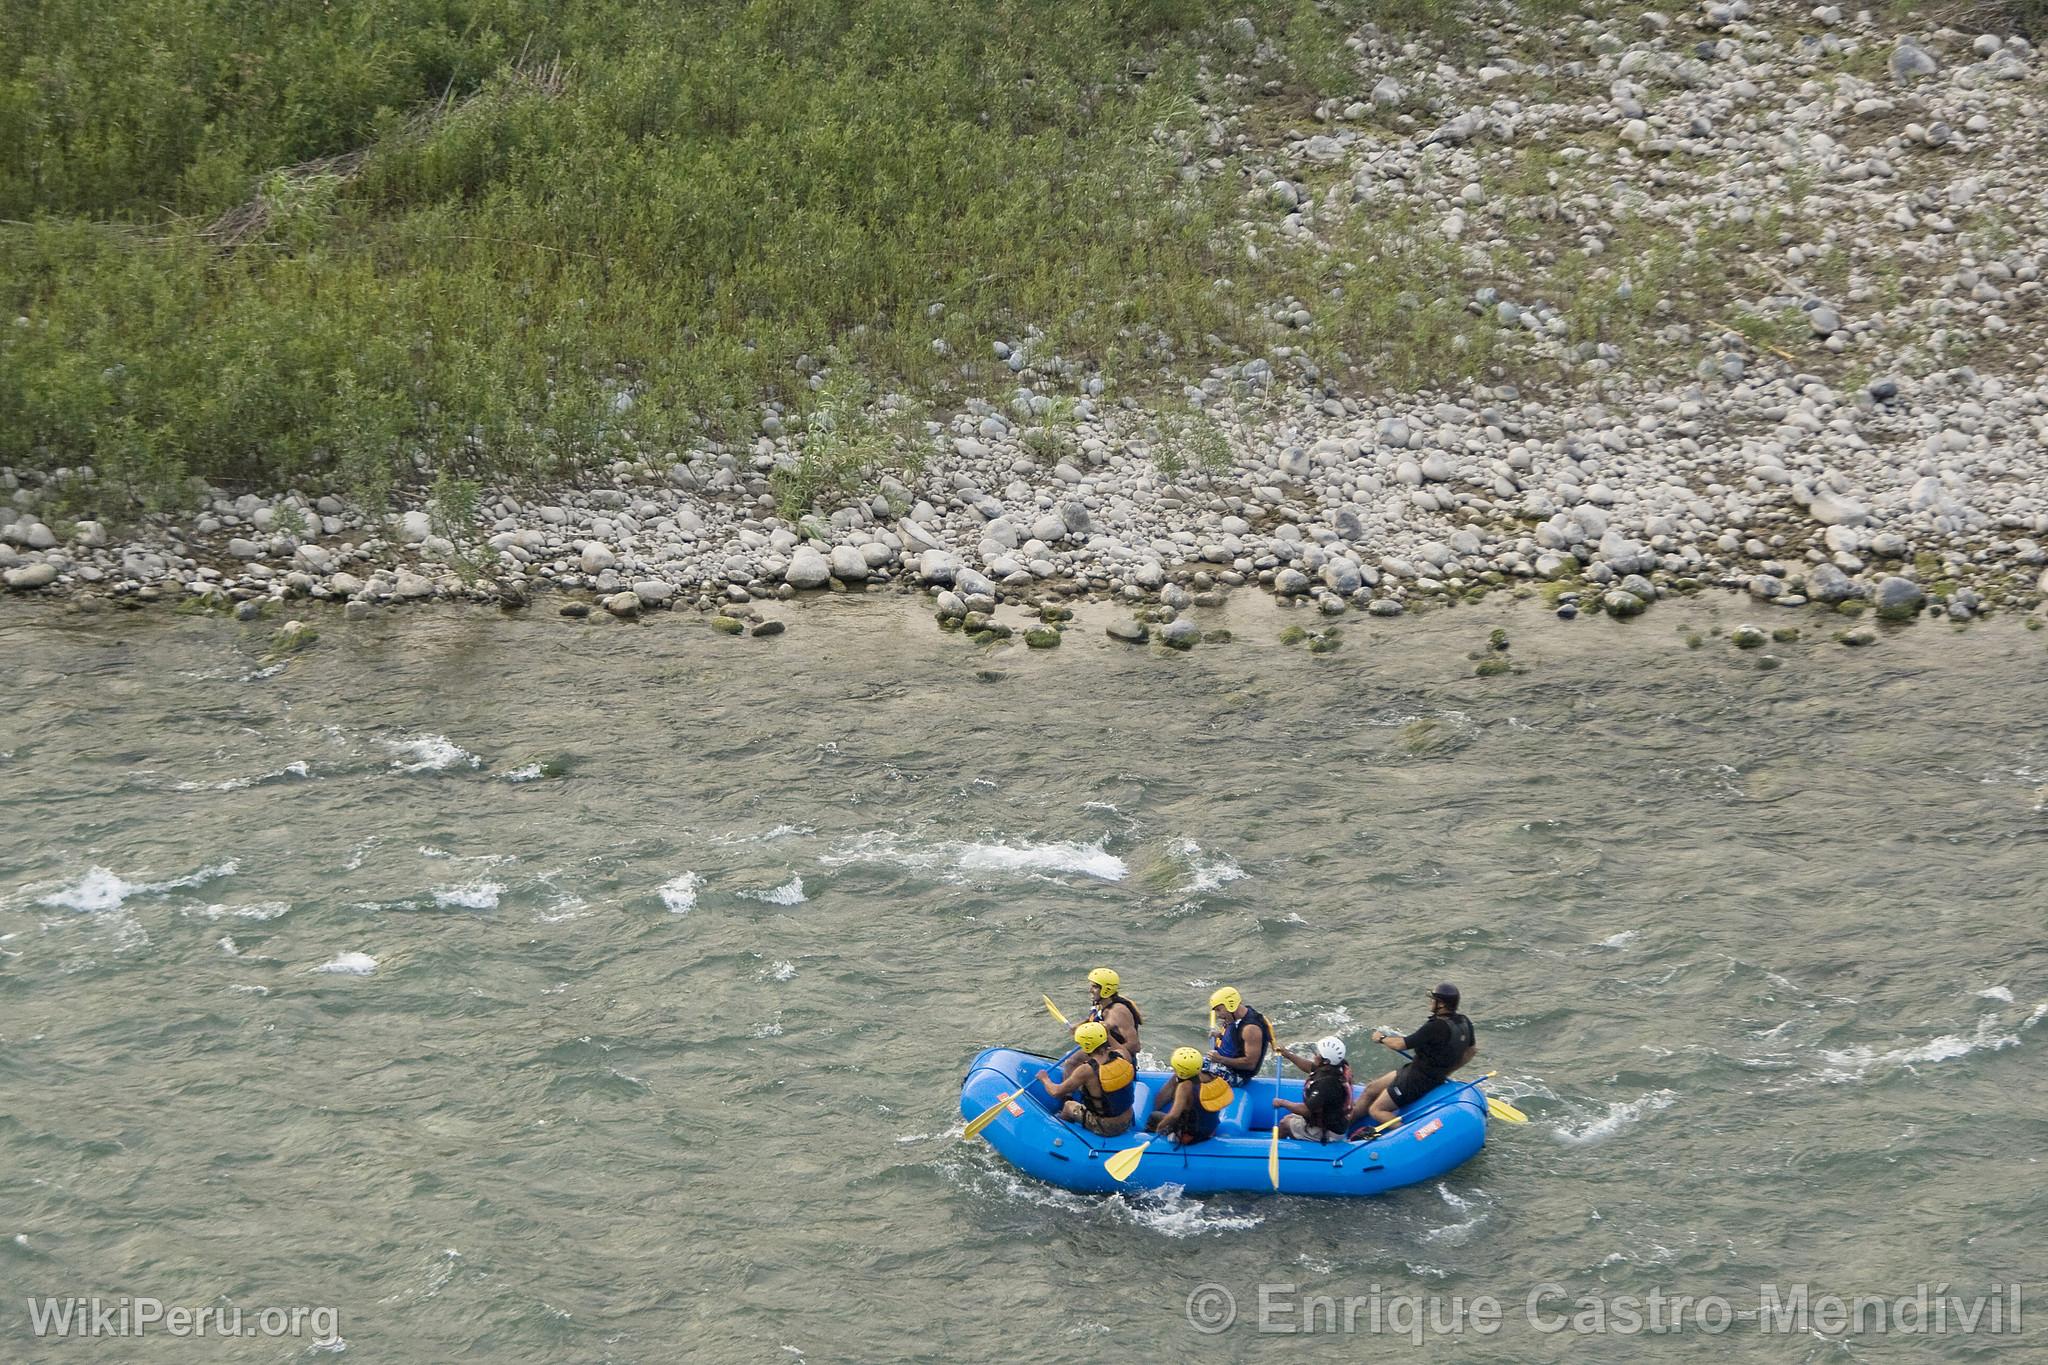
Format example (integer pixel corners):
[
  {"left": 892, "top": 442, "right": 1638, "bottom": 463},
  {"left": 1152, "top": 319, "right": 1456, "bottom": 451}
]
[{"left": 960, "top": 1046, "right": 1488, "bottom": 1196}]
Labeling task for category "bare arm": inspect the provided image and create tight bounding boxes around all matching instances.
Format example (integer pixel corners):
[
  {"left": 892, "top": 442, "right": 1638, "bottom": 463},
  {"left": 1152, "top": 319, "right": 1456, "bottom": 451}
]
[
  {"left": 1035, "top": 1065, "right": 1088, "bottom": 1100},
  {"left": 1211, "top": 1024, "right": 1266, "bottom": 1075}
]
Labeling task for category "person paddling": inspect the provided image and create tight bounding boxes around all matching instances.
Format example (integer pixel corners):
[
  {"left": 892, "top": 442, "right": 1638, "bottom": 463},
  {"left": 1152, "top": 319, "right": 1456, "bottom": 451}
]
[
  {"left": 1084, "top": 966, "right": 1142, "bottom": 1054},
  {"left": 1275, "top": 1036, "right": 1353, "bottom": 1142},
  {"left": 1036, "top": 1021, "right": 1135, "bottom": 1137},
  {"left": 1204, "top": 986, "right": 1269, "bottom": 1086},
  {"left": 1147, "top": 1046, "right": 1232, "bottom": 1145},
  {"left": 1062, "top": 967, "right": 1143, "bottom": 1079},
  {"left": 1355, "top": 982, "right": 1478, "bottom": 1130}
]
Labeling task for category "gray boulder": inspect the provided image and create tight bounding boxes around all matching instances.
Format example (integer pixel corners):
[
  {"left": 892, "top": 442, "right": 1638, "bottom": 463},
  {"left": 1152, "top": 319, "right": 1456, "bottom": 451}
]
[
  {"left": 785, "top": 546, "right": 831, "bottom": 589},
  {"left": 1873, "top": 575, "right": 1925, "bottom": 620},
  {"left": 828, "top": 545, "right": 869, "bottom": 582},
  {"left": 1804, "top": 563, "right": 1858, "bottom": 603}
]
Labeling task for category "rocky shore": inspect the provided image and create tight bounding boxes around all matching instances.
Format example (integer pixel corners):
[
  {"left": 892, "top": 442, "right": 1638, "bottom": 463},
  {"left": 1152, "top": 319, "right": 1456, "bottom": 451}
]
[{"left": 6, "top": 4, "right": 2046, "bottom": 636}]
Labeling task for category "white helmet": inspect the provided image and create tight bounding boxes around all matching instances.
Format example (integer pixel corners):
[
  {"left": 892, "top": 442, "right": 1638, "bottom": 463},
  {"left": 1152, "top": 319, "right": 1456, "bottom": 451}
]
[{"left": 1315, "top": 1035, "right": 1347, "bottom": 1065}]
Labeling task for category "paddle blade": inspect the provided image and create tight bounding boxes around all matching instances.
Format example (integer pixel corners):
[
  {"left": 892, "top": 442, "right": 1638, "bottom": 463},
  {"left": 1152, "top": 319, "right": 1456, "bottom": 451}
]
[
  {"left": 963, "top": 1090, "right": 1023, "bottom": 1140},
  {"left": 1487, "top": 1097, "right": 1529, "bottom": 1124},
  {"left": 1042, "top": 994, "right": 1070, "bottom": 1027},
  {"left": 1105, "top": 1138, "right": 1153, "bottom": 1182},
  {"left": 1267, "top": 1124, "right": 1281, "bottom": 1190}
]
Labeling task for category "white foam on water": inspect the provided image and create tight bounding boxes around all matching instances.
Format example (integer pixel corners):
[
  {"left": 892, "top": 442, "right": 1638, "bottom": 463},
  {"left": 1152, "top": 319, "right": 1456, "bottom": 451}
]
[
  {"left": 385, "top": 736, "right": 481, "bottom": 773},
  {"left": 766, "top": 960, "right": 797, "bottom": 981},
  {"left": 1170, "top": 838, "right": 1246, "bottom": 894},
  {"left": 952, "top": 1164, "right": 1262, "bottom": 1238},
  {"left": 503, "top": 763, "right": 547, "bottom": 783},
  {"left": 957, "top": 841, "right": 1125, "bottom": 881},
  {"left": 432, "top": 883, "right": 503, "bottom": 911},
  {"left": 739, "top": 877, "right": 806, "bottom": 906},
  {"left": 313, "top": 952, "right": 377, "bottom": 975},
  {"left": 659, "top": 873, "right": 703, "bottom": 914},
  {"left": 1978, "top": 986, "right": 2015, "bottom": 1003},
  {"left": 219, "top": 936, "right": 239, "bottom": 956},
  {"left": 822, "top": 831, "right": 1126, "bottom": 883},
  {"left": 191, "top": 901, "right": 292, "bottom": 922},
  {"left": 1122, "top": 1185, "right": 1265, "bottom": 1238},
  {"left": 1552, "top": 1090, "right": 1677, "bottom": 1145},
  {"left": 752, "top": 1021, "right": 784, "bottom": 1037},
  {"left": 1817, "top": 1007, "right": 2044, "bottom": 1083},
  {"left": 174, "top": 760, "right": 313, "bottom": 792},
  {"left": 1599, "top": 929, "right": 1643, "bottom": 948},
  {"left": 35, "top": 861, "right": 238, "bottom": 913}
]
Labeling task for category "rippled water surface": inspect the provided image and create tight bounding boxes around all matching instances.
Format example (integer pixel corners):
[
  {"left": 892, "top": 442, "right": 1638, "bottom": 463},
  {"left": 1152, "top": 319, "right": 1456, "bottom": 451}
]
[{"left": 3, "top": 596, "right": 2045, "bottom": 1362}]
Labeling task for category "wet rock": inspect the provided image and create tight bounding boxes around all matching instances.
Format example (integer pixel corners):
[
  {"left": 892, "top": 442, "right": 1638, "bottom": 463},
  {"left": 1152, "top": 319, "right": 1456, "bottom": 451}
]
[
  {"left": 1602, "top": 589, "right": 1648, "bottom": 618},
  {"left": 1024, "top": 627, "right": 1061, "bottom": 648},
  {"left": 633, "top": 580, "right": 675, "bottom": 607},
  {"left": 751, "top": 620, "right": 786, "bottom": 637},
  {"left": 271, "top": 619, "right": 318, "bottom": 653},
  {"left": 1873, "top": 576, "right": 1925, "bottom": 621},
  {"left": 560, "top": 602, "right": 591, "bottom": 619},
  {"left": 1107, "top": 619, "right": 1149, "bottom": 644},
  {"left": 708, "top": 615, "right": 745, "bottom": 634},
  {"left": 1804, "top": 564, "right": 1858, "bottom": 603},
  {"left": 602, "top": 591, "right": 641, "bottom": 619},
  {"left": 1159, "top": 617, "right": 1200, "bottom": 650},
  {"left": 4, "top": 563, "right": 58, "bottom": 590},
  {"left": 1730, "top": 624, "right": 1768, "bottom": 649}
]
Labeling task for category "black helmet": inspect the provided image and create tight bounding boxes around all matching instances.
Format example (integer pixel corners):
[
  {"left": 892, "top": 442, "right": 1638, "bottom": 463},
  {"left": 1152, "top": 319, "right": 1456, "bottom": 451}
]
[{"left": 1431, "top": 981, "right": 1461, "bottom": 1006}]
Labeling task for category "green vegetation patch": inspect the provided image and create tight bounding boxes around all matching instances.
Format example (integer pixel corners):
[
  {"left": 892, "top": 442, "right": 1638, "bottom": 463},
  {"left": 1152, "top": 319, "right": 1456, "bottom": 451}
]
[{"left": 1, "top": 0, "right": 1334, "bottom": 510}]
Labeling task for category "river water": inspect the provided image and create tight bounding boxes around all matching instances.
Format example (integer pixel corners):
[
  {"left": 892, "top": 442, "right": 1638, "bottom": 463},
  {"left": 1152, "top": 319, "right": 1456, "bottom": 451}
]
[{"left": 3, "top": 594, "right": 2044, "bottom": 1362}]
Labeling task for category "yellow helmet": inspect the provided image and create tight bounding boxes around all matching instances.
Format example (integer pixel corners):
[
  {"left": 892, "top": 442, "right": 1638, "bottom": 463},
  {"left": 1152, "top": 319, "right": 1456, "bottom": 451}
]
[
  {"left": 1087, "top": 967, "right": 1120, "bottom": 996},
  {"left": 1073, "top": 1021, "right": 1110, "bottom": 1052},
  {"left": 1208, "top": 986, "right": 1241, "bottom": 1014},
  {"left": 1170, "top": 1046, "right": 1203, "bottom": 1079}
]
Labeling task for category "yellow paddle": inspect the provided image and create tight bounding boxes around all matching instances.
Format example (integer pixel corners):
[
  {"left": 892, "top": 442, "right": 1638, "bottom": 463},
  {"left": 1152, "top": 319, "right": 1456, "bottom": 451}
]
[
  {"left": 1266, "top": 1048, "right": 1282, "bottom": 1191},
  {"left": 1042, "top": 994, "right": 1070, "bottom": 1027},
  {"left": 1105, "top": 1131, "right": 1161, "bottom": 1182},
  {"left": 1382, "top": 1032, "right": 1529, "bottom": 1125}
]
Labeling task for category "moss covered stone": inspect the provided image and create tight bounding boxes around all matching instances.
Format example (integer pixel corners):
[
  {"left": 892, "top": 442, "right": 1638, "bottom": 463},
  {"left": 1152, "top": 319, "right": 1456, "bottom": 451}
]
[
  {"left": 1730, "top": 624, "right": 1768, "bottom": 649},
  {"left": 709, "top": 615, "right": 745, "bottom": 634},
  {"left": 1771, "top": 626, "right": 1800, "bottom": 643},
  {"left": 1279, "top": 625, "right": 1310, "bottom": 646},
  {"left": 1024, "top": 627, "right": 1061, "bottom": 648},
  {"left": 1474, "top": 657, "right": 1512, "bottom": 677}
]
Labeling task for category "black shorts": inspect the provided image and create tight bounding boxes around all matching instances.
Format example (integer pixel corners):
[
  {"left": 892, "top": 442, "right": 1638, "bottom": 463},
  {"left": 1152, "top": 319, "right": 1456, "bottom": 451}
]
[{"left": 1387, "top": 1064, "right": 1446, "bottom": 1108}]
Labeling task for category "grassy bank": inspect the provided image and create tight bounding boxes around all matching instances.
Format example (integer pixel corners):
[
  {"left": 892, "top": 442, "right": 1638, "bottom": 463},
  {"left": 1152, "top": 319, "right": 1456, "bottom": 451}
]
[{"left": 2, "top": 0, "right": 1416, "bottom": 512}]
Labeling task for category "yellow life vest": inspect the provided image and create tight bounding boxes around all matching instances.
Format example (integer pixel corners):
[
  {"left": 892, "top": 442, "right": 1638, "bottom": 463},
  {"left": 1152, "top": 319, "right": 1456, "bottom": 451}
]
[
  {"left": 1097, "top": 1056, "right": 1134, "bottom": 1092},
  {"left": 1198, "top": 1074, "right": 1233, "bottom": 1112}
]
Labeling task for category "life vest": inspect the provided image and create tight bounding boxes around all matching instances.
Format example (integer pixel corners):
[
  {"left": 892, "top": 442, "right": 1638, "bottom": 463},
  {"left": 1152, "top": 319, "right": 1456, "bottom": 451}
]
[
  {"left": 1214, "top": 1006, "right": 1270, "bottom": 1070},
  {"left": 1301, "top": 1063, "right": 1350, "bottom": 1140},
  {"left": 1081, "top": 1052, "right": 1135, "bottom": 1119},
  {"left": 1088, "top": 995, "right": 1143, "bottom": 1049},
  {"left": 1412, "top": 1011, "right": 1476, "bottom": 1083},
  {"left": 1163, "top": 1072, "right": 1230, "bottom": 1142}
]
